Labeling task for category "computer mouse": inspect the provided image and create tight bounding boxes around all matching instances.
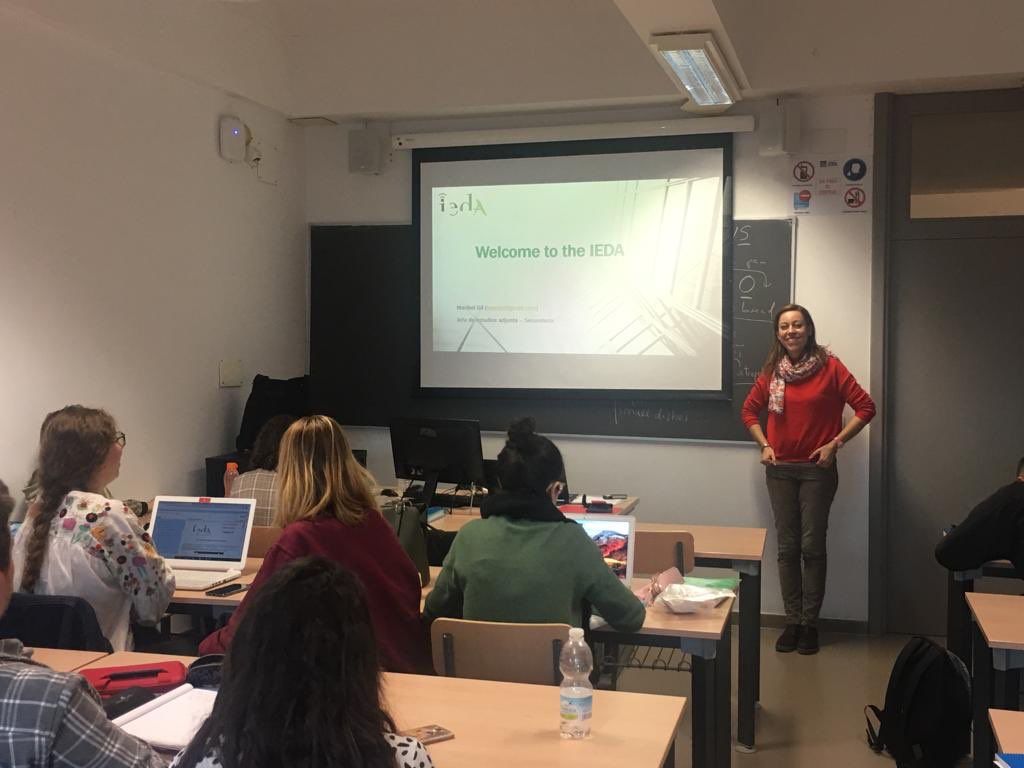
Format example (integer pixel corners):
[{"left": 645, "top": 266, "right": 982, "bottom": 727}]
[{"left": 380, "top": 488, "right": 399, "bottom": 497}]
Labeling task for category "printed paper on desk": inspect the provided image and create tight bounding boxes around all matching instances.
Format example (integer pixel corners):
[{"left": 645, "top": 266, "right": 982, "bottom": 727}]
[{"left": 113, "top": 684, "right": 216, "bottom": 751}]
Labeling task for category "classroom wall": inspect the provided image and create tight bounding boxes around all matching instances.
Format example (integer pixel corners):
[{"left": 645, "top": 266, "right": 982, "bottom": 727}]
[
  {"left": 304, "top": 93, "right": 874, "bottom": 622},
  {"left": 0, "top": 7, "right": 307, "bottom": 502}
]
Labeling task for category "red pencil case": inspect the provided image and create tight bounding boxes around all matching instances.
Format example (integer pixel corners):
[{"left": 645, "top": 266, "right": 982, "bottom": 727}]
[{"left": 81, "top": 662, "right": 188, "bottom": 697}]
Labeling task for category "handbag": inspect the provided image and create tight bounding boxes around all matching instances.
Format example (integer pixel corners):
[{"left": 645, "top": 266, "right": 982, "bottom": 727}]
[{"left": 381, "top": 499, "right": 431, "bottom": 587}]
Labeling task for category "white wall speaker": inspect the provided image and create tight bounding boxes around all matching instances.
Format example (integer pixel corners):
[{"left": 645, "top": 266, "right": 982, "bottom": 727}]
[
  {"left": 219, "top": 115, "right": 247, "bottom": 163},
  {"left": 758, "top": 98, "right": 800, "bottom": 157},
  {"left": 348, "top": 127, "right": 385, "bottom": 175}
]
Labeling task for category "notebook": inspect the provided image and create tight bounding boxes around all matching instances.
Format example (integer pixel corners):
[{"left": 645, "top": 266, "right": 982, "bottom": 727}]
[
  {"left": 151, "top": 496, "right": 256, "bottom": 591},
  {"left": 113, "top": 684, "right": 215, "bottom": 751},
  {"left": 568, "top": 512, "right": 636, "bottom": 584}
]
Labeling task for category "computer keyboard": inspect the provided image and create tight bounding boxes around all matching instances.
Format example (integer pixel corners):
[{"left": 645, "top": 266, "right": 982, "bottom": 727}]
[{"left": 173, "top": 569, "right": 241, "bottom": 591}]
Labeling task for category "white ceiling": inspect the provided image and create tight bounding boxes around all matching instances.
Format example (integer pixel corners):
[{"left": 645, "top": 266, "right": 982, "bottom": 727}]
[{"left": 5, "top": 0, "right": 1024, "bottom": 118}]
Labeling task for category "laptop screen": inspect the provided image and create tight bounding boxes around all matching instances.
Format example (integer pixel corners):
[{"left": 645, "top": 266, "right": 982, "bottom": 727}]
[
  {"left": 152, "top": 498, "right": 252, "bottom": 564},
  {"left": 573, "top": 514, "right": 635, "bottom": 583}
]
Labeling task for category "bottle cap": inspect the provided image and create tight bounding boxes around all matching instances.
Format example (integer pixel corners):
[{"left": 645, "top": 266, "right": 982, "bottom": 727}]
[
  {"left": 568, "top": 627, "right": 585, "bottom": 641},
  {"left": 226, "top": 462, "right": 238, "bottom": 471}
]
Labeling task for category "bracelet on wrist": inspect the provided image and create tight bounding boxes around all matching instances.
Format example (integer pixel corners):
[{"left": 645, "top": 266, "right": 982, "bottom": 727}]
[{"left": 760, "top": 443, "right": 771, "bottom": 451}]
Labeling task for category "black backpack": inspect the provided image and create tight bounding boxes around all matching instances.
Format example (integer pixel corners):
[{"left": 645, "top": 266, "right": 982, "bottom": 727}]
[{"left": 865, "top": 636, "right": 971, "bottom": 768}]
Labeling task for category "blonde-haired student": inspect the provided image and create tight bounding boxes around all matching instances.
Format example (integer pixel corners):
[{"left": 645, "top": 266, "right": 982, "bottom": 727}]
[{"left": 198, "top": 416, "right": 429, "bottom": 673}]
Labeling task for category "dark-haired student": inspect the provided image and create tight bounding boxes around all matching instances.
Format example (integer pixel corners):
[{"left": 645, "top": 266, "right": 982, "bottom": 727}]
[
  {"left": 0, "top": 479, "right": 165, "bottom": 767},
  {"left": 199, "top": 416, "right": 430, "bottom": 673},
  {"left": 423, "top": 418, "right": 645, "bottom": 632},
  {"left": 174, "top": 557, "right": 433, "bottom": 768},
  {"left": 935, "top": 456, "right": 1024, "bottom": 573},
  {"left": 229, "top": 414, "right": 295, "bottom": 527}
]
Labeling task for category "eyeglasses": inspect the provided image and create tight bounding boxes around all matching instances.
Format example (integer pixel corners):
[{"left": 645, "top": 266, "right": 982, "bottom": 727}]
[{"left": 114, "top": 432, "right": 126, "bottom": 447}]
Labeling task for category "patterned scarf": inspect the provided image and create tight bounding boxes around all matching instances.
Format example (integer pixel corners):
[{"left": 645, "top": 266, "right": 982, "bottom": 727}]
[{"left": 768, "top": 351, "right": 829, "bottom": 415}]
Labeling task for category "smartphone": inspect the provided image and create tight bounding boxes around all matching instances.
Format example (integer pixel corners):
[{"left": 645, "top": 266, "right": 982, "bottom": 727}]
[
  {"left": 602, "top": 493, "right": 628, "bottom": 500},
  {"left": 206, "top": 583, "right": 248, "bottom": 597},
  {"left": 398, "top": 725, "right": 455, "bottom": 745}
]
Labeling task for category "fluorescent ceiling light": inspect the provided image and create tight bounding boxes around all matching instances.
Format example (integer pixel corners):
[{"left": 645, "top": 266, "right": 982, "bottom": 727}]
[{"left": 650, "top": 32, "right": 741, "bottom": 112}]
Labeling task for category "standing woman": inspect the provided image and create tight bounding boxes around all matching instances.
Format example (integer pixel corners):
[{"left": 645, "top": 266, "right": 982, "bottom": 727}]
[{"left": 741, "top": 305, "right": 875, "bottom": 655}]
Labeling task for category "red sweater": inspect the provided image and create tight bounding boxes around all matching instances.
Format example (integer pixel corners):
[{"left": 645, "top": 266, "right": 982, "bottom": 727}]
[
  {"left": 741, "top": 356, "right": 876, "bottom": 462},
  {"left": 198, "top": 511, "right": 431, "bottom": 674}
]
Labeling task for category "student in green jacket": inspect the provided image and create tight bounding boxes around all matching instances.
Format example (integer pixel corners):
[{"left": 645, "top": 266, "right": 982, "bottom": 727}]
[{"left": 423, "top": 418, "right": 645, "bottom": 632}]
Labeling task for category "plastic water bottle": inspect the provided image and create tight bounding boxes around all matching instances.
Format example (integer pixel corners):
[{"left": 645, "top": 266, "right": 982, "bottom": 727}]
[
  {"left": 223, "top": 462, "right": 239, "bottom": 496},
  {"left": 559, "top": 627, "right": 593, "bottom": 739}
]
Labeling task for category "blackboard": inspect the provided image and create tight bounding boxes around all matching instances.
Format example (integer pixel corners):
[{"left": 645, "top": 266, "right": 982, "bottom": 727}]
[{"left": 310, "top": 218, "right": 792, "bottom": 441}]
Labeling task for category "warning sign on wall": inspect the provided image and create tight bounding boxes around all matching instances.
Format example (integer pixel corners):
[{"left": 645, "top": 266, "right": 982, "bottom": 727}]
[{"left": 791, "top": 155, "right": 871, "bottom": 215}]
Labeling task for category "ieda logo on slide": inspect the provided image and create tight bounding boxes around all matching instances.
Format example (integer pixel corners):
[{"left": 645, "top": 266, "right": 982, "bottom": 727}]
[{"left": 439, "top": 192, "right": 487, "bottom": 216}]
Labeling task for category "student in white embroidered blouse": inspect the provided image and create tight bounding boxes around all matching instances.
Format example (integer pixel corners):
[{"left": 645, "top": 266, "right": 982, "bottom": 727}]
[
  {"left": 172, "top": 557, "right": 434, "bottom": 768},
  {"left": 12, "top": 406, "right": 175, "bottom": 651}
]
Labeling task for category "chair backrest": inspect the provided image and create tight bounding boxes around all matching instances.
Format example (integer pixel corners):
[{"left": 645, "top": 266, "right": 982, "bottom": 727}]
[
  {"left": 633, "top": 530, "right": 696, "bottom": 576},
  {"left": 430, "top": 618, "right": 571, "bottom": 685},
  {"left": 0, "top": 593, "right": 112, "bottom": 652},
  {"left": 247, "top": 525, "right": 281, "bottom": 558}
]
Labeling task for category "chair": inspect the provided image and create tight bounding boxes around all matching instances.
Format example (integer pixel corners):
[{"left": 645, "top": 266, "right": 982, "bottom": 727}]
[
  {"left": 431, "top": 618, "right": 571, "bottom": 685},
  {"left": 633, "top": 530, "right": 696, "bottom": 576},
  {"left": 0, "top": 594, "right": 112, "bottom": 652},
  {"left": 247, "top": 525, "right": 281, "bottom": 558}
]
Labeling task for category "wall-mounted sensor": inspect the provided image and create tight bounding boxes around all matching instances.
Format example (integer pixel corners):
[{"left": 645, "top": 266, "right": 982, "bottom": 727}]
[{"left": 219, "top": 115, "right": 247, "bottom": 162}]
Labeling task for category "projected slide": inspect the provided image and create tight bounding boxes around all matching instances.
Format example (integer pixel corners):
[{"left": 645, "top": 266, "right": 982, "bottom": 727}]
[{"left": 419, "top": 146, "right": 726, "bottom": 392}]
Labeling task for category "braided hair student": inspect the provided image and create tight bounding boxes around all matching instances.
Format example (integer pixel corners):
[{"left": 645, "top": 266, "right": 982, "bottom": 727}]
[
  {"left": 12, "top": 405, "right": 175, "bottom": 651},
  {"left": 741, "top": 304, "right": 875, "bottom": 655}
]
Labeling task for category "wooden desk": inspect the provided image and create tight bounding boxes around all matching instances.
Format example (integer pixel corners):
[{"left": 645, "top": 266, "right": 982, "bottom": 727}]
[
  {"left": 966, "top": 592, "right": 1024, "bottom": 768},
  {"left": 946, "top": 559, "right": 1017, "bottom": 668},
  {"left": 28, "top": 648, "right": 109, "bottom": 672},
  {"left": 592, "top": 592, "right": 734, "bottom": 768},
  {"left": 74, "top": 651, "right": 685, "bottom": 768},
  {"left": 990, "top": 708, "right": 1024, "bottom": 753},
  {"left": 432, "top": 514, "right": 766, "bottom": 752},
  {"left": 79, "top": 651, "right": 200, "bottom": 670},
  {"left": 384, "top": 670, "right": 683, "bottom": 768}
]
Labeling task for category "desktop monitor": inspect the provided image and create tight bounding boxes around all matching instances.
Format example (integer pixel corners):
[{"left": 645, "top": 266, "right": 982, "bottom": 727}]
[
  {"left": 352, "top": 448, "right": 367, "bottom": 468},
  {"left": 390, "top": 417, "right": 485, "bottom": 504}
]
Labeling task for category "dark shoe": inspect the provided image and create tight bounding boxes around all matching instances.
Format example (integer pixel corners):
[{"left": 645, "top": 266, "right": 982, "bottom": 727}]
[
  {"left": 797, "top": 626, "right": 819, "bottom": 655},
  {"left": 775, "top": 624, "right": 801, "bottom": 653}
]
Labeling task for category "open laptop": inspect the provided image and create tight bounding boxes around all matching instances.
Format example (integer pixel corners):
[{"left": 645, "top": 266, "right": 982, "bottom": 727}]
[
  {"left": 151, "top": 496, "right": 256, "bottom": 591},
  {"left": 568, "top": 512, "right": 636, "bottom": 584}
]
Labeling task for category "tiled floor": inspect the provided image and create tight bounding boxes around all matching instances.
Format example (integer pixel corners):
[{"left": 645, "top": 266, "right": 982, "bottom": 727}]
[{"left": 617, "top": 629, "right": 943, "bottom": 768}]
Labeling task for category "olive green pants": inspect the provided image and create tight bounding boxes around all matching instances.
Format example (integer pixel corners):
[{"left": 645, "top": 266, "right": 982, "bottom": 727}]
[{"left": 765, "top": 462, "right": 839, "bottom": 627}]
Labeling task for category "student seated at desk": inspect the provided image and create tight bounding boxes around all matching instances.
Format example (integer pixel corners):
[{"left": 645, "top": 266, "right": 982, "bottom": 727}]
[
  {"left": 175, "top": 557, "right": 434, "bottom": 768},
  {"left": 935, "top": 456, "right": 1024, "bottom": 573},
  {"left": 17, "top": 408, "right": 151, "bottom": 526},
  {"left": 12, "top": 405, "right": 175, "bottom": 651},
  {"left": 424, "top": 418, "right": 644, "bottom": 632},
  {"left": 0, "top": 479, "right": 164, "bottom": 767},
  {"left": 198, "top": 415, "right": 430, "bottom": 673},
  {"left": 228, "top": 414, "right": 295, "bottom": 527}
]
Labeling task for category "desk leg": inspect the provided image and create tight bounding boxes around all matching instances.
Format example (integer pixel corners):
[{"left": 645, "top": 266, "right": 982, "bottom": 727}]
[
  {"left": 973, "top": 622, "right": 993, "bottom": 768},
  {"left": 947, "top": 570, "right": 974, "bottom": 669},
  {"left": 737, "top": 567, "right": 760, "bottom": 751},
  {"left": 661, "top": 740, "right": 676, "bottom": 768},
  {"left": 692, "top": 652, "right": 716, "bottom": 768},
  {"left": 716, "top": 621, "right": 733, "bottom": 768}
]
